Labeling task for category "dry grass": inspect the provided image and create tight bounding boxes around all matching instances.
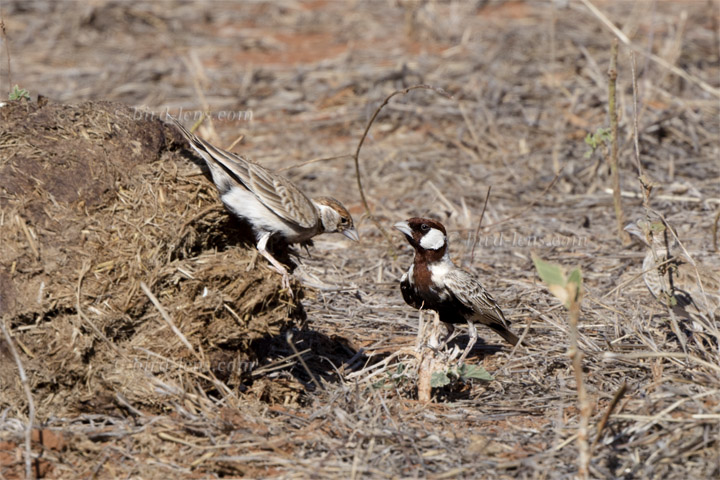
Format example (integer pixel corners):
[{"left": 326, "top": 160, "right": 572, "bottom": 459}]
[{"left": 1, "top": 1, "right": 719, "bottom": 478}]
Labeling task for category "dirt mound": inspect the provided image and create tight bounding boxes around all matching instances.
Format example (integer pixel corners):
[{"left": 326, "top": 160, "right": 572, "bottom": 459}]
[{"left": 0, "top": 99, "right": 303, "bottom": 418}]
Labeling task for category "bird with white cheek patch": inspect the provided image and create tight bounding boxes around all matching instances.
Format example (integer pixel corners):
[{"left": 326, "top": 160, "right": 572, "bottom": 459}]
[
  {"left": 172, "top": 118, "right": 358, "bottom": 295},
  {"left": 394, "top": 217, "right": 519, "bottom": 362}
]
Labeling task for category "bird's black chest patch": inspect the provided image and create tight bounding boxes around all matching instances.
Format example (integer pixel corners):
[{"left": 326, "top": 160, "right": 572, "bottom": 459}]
[{"left": 400, "top": 262, "right": 469, "bottom": 324}]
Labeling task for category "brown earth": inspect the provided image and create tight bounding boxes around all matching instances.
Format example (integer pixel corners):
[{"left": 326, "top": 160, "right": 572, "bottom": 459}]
[{"left": 1, "top": 1, "right": 719, "bottom": 479}]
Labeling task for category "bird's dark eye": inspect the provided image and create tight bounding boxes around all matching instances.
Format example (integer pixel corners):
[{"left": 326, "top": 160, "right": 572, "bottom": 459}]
[
  {"left": 340, "top": 217, "right": 349, "bottom": 225},
  {"left": 420, "top": 224, "right": 429, "bottom": 231}
]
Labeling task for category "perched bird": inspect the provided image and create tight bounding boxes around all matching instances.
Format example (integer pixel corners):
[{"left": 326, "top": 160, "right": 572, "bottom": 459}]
[
  {"left": 172, "top": 118, "right": 358, "bottom": 292},
  {"left": 625, "top": 219, "right": 720, "bottom": 320},
  {"left": 394, "top": 217, "right": 519, "bottom": 362}
]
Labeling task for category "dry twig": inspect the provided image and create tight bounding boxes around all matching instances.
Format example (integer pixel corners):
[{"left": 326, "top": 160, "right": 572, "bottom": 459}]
[
  {"left": 276, "top": 154, "right": 354, "bottom": 172},
  {"left": 1, "top": 12, "right": 11, "bottom": 90},
  {"left": 287, "top": 331, "right": 324, "bottom": 391},
  {"left": 630, "top": 51, "right": 651, "bottom": 205},
  {"left": 592, "top": 381, "right": 627, "bottom": 448},
  {"left": 607, "top": 38, "right": 629, "bottom": 244},
  {"left": 140, "top": 281, "right": 234, "bottom": 398},
  {"left": 568, "top": 298, "right": 591, "bottom": 479},
  {"left": 353, "top": 84, "right": 452, "bottom": 250},
  {"left": 141, "top": 281, "right": 197, "bottom": 355},
  {"left": 469, "top": 186, "right": 492, "bottom": 263},
  {"left": 1, "top": 320, "right": 34, "bottom": 480}
]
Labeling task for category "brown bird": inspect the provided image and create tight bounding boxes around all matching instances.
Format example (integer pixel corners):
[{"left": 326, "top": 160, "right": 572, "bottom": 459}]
[
  {"left": 172, "top": 118, "right": 358, "bottom": 293},
  {"left": 394, "top": 218, "right": 519, "bottom": 363},
  {"left": 625, "top": 219, "right": 720, "bottom": 322}
]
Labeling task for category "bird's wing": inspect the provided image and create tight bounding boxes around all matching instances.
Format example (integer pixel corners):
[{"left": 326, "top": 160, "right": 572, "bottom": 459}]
[
  {"left": 675, "top": 254, "right": 720, "bottom": 315},
  {"left": 173, "top": 119, "right": 318, "bottom": 229},
  {"left": 245, "top": 163, "right": 318, "bottom": 229},
  {"left": 442, "top": 268, "right": 509, "bottom": 327}
]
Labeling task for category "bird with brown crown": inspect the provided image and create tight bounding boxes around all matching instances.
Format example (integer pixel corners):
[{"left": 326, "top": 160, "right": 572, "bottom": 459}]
[
  {"left": 172, "top": 118, "right": 358, "bottom": 295},
  {"left": 394, "top": 218, "right": 519, "bottom": 363},
  {"left": 625, "top": 219, "right": 720, "bottom": 323}
]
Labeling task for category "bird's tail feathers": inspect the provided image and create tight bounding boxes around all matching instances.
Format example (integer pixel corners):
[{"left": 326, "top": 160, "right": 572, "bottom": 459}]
[
  {"left": 170, "top": 117, "right": 247, "bottom": 193},
  {"left": 170, "top": 117, "right": 216, "bottom": 157},
  {"left": 170, "top": 117, "right": 198, "bottom": 143},
  {"left": 487, "top": 322, "right": 520, "bottom": 346}
]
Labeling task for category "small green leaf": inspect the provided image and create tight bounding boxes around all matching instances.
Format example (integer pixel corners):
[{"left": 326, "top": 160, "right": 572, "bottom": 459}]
[
  {"left": 9, "top": 85, "right": 30, "bottom": 101},
  {"left": 566, "top": 267, "right": 583, "bottom": 305},
  {"left": 598, "top": 127, "right": 611, "bottom": 142},
  {"left": 458, "top": 363, "right": 493, "bottom": 381},
  {"left": 648, "top": 221, "right": 666, "bottom": 233},
  {"left": 430, "top": 371, "right": 451, "bottom": 388},
  {"left": 533, "top": 255, "right": 584, "bottom": 309},
  {"left": 532, "top": 254, "right": 566, "bottom": 287},
  {"left": 567, "top": 268, "right": 582, "bottom": 288},
  {"left": 584, "top": 127, "right": 612, "bottom": 158}
]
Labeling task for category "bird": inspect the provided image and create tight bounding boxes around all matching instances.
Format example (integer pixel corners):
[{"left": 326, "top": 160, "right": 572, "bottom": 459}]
[
  {"left": 171, "top": 118, "right": 359, "bottom": 293},
  {"left": 625, "top": 219, "right": 720, "bottom": 321},
  {"left": 394, "top": 217, "right": 519, "bottom": 363}
]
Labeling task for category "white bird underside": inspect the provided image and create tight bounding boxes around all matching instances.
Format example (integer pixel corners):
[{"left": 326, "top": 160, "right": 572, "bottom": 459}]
[{"left": 221, "top": 187, "right": 318, "bottom": 244}]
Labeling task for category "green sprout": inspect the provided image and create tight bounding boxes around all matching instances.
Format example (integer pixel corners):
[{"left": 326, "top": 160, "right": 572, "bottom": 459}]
[
  {"left": 372, "top": 363, "right": 410, "bottom": 390},
  {"left": 584, "top": 127, "right": 611, "bottom": 159},
  {"left": 430, "top": 363, "right": 493, "bottom": 388},
  {"left": 9, "top": 85, "right": 30, "bottom": 101}
]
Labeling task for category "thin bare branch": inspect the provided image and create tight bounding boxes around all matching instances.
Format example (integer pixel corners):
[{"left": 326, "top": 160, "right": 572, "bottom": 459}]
[
  {"left": 354, "top": 84, "right": 452, "bottom": 251},
  {"left": 1, "top": 12, "right": 11, "bottom": 91},
  {"left": 569, "top": 300, "right": 591, "bottom": 479},
  {"left": 286, "top": 331, "right": 324, "bottom": 392},
  {"left": 607, "top": 38, "right": 630, "bottom": 244},
  {"left": 1, "top": 320, "right": 34, "bottom": 480},
  {"left": 592, "top": 381, "right": 627, "bottom": 448},
  {"left": 713, "top": 209, "right": 720, "bottom": 252},
  {"left": 469, "top": 186, "right": 492, "bottom": 263},
  {"left": 276, "top": 154, "right": 354, "bottom": 173},
  {"left": 141, "top": 281, "right": 197, "bottom": 355}
]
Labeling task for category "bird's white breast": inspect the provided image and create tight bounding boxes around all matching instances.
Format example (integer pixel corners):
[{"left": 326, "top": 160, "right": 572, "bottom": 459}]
[
  {"left": 428, "top": 258, "right": 453, "bottom": 298},
  {"left": 222, "top": 187, "right": 316, "bottom": 243}
]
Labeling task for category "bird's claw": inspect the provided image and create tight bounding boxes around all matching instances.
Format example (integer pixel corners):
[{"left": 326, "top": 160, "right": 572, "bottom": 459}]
[{"left": 281, "top": 272, "right": 294, "bottom": 298}]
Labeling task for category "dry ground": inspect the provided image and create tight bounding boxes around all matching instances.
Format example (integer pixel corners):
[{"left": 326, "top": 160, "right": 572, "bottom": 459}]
[{"left": 1, "top": 1, "right": 720, "bottom": 478}]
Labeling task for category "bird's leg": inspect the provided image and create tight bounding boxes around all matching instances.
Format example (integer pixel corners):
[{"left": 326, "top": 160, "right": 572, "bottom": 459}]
[
  {"left": 256, "top": 232, "right": 293, "bottom": 297},
  {"left": 458, "top": 321, "right": 477, "bottom": 364},
  {"left": 441, "top": 323, "right": 456, "bottom": 349}
]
